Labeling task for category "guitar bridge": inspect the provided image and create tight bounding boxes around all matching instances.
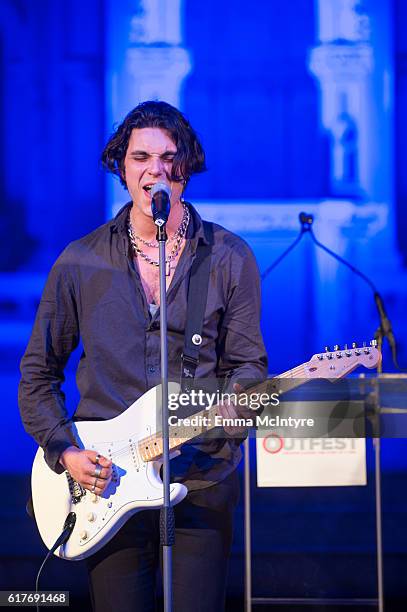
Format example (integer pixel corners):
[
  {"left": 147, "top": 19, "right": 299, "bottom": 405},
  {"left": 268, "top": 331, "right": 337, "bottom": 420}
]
[{"left": 66, "top": 472, "right": 86, "bottom": 504}]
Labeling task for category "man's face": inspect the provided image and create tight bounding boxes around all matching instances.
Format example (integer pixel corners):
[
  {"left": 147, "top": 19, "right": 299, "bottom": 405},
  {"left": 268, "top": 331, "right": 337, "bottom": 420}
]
[{"left": 123, "top": 127, "right": 184, "bottom": 218}]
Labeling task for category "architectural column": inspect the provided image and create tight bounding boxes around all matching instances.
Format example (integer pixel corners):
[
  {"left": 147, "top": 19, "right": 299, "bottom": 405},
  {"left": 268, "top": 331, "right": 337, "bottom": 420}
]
[
  {"left": 308, "top": 0, "right": 373, "bottom": 199},
  {"left": 105, "top": 0, "right": 192, "bottom": 215}
]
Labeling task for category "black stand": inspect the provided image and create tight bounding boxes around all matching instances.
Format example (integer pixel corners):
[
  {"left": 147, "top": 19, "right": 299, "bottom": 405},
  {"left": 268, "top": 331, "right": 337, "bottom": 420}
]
[
  {"left": 262, "top": 213, "right": 401, "bottom": 371},
  {"left": 157, "top": 224, "right": 174, "bottom": 612},
  {"left": 247, "top": 212, "right": 400, "bottom": 612}
]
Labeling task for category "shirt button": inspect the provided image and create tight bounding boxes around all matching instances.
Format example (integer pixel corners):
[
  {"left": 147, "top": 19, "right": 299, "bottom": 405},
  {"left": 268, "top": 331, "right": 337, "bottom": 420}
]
[{"left": 148, "top": 366, "right": 156, "bottom": 373}]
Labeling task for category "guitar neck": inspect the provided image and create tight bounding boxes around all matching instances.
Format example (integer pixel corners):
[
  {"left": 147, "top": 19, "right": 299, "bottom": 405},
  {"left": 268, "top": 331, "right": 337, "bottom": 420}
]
[
  {"left": 138, "top": 362, "right": 307, "bottom": 462},
  {"left": 247, "top": 362, "right": 308, "bottom": 396}
]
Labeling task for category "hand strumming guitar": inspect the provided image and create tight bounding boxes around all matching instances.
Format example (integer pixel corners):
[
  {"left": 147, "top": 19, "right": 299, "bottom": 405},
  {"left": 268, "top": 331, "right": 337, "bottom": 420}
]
[{"left": 59, "top": 446, "right": 112, "bottom": 495}]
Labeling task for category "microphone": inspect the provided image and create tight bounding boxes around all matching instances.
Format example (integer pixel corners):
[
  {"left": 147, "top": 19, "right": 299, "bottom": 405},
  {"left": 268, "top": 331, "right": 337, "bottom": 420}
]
[
  {"left": 374, "top": 291, "right": 397, "bottom": 358},
  {"left": 151, "top": 182, "right": 171, "bottom": 227}
]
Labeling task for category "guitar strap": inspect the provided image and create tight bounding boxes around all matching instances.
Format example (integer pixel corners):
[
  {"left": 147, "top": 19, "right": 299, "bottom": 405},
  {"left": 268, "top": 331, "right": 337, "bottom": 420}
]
[{"left": 181, "top": 220, "right": 214, "bottom": 392}]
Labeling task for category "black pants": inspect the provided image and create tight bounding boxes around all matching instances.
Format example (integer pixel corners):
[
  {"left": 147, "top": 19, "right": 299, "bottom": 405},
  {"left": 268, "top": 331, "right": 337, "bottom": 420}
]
[{"left": 86, "top": 469, "right": 239, "bottom": 612}]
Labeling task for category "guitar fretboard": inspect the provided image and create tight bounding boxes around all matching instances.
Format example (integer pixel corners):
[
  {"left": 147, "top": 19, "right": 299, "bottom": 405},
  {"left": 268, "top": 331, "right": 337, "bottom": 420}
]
[{"left": 138, "top": 363, "right": 307, "bottom": 462}]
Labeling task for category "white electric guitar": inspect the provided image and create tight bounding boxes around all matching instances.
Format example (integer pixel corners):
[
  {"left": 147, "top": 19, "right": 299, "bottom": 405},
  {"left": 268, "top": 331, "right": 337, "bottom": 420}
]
[{"left": 31, "top": 342, "right": 380, "bottom": 560}]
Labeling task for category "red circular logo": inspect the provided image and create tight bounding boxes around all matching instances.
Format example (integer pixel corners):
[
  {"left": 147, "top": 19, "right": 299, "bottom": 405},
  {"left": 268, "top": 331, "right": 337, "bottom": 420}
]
[{"left": 262, "top": 434, "right": 284, "bottom": 454}]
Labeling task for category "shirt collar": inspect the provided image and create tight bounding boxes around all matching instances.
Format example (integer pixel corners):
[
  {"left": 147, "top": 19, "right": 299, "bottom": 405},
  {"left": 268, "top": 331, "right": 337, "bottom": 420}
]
[{"left": 109, "top": 202, "right": 132, "bottom": 234}]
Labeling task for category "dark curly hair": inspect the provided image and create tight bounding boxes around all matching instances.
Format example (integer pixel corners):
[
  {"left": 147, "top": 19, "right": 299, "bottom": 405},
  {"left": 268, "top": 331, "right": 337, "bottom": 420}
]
[{"left": 101, "top": 100, "right": 206, "bottom": 188}]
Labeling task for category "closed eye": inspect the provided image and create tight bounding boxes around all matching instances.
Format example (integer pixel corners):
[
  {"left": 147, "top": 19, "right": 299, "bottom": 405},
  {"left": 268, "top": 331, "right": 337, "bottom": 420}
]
[
  {"left": 131, "top": 153, "right": 149, "bottom": 161},
  {"left": 128, "top": 151, "right": 177, "bottom": 162},
  {"left": 161, "top": 153, "right": 175, "bottom": 162}
]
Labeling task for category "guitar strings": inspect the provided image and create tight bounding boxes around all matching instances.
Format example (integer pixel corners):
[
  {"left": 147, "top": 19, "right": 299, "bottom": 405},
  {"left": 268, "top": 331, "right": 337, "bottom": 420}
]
[{"left": 92, "top": 366, "right": 311, "bottom": 464}]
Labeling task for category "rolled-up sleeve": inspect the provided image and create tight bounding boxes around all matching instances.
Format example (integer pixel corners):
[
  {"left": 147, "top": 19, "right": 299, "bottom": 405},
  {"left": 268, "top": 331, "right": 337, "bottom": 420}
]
[
  {"left": 217, "top": 241, "right": 268, "bottom": 387},
  {"left": 18, "top": 250, "right": 80, "bottom": 473}
]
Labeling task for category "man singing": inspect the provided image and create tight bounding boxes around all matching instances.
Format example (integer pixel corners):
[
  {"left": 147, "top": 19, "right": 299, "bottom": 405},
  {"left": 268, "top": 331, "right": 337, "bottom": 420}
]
[{"left": 19, "top": 100, "right": 267, "bottom": 611}]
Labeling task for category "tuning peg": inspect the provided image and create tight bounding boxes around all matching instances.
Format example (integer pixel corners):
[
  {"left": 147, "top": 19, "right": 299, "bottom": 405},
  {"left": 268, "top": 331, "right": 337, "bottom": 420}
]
[
  {"left": 363, "top": 341, "right": 366, "bottom": 347},
  {"left": 352, "top": 342, "right": 357, "bottom": 348},
  {"left": 325, "top": 346, "right": 331, "bottom": 352},
  {"left": 370, "top": 339, "right": 378, "bottom": 347},
  {"left": 344, "top": 343, "right": 348, "bottom": 350},
  {"left": 334, "top": 344, "right": 340, "bottom": 351}
]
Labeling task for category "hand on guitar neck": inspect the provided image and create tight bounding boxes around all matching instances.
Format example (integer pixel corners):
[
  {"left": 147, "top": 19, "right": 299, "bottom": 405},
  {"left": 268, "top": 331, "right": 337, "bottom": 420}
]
[
  {"left": 59, "top": 446, "right": 113, "bottom": 496},
  {"left": 217, "top": 382, "right": 253, "bottom": 436}
]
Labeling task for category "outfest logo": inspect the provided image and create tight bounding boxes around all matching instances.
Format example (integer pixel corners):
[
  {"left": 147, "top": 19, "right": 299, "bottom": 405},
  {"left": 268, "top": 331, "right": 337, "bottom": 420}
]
[{"left": 262, "top": 436, "right": 359, "bottom": 454}]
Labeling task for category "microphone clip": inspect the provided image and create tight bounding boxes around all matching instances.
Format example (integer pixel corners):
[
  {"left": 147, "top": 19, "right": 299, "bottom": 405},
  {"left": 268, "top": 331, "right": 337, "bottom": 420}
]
[{"left": 299, "top": 212, "right": 314, "bottom": 232}]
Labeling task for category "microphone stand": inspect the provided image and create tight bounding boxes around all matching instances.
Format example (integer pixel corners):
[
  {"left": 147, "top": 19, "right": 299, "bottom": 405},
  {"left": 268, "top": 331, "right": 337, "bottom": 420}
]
[
  {"left": 262, "top": 212, "right": 402, "bottom": 371},
  {"left": 261, "top": 211, "right": 399, "bottom": 612},
  {"left": 157, "top": 221, "right": 174, "bottom": 612}
]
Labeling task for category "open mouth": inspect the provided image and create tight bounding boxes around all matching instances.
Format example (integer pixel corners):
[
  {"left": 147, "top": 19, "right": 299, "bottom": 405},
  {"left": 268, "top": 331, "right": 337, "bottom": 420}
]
[{"left": 143, "top": 182, "right": 166, "bottom": 194}]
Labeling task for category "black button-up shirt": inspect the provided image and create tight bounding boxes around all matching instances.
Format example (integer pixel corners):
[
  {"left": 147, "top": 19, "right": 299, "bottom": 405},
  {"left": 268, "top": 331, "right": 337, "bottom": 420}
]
[{"left": 19, "top": 203, "right": 267, "bottom": 489}]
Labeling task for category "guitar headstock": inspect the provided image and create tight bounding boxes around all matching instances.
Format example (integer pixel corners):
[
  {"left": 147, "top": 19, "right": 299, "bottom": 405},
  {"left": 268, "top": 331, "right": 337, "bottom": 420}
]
[{"left": 305, "top": 340, "right": 381, "bottom": 380}]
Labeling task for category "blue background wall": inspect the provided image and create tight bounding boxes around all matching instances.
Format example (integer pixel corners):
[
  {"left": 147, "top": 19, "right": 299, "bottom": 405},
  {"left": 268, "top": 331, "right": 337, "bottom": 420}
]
[{"left": 1, "top": 0, "right": 407, "bottom": 608}]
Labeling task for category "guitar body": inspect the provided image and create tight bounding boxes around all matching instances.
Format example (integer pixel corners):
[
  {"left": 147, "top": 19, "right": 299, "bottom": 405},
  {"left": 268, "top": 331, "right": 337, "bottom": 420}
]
[{"left": 31, "top": 383, "right": 187, "bottom": 561}]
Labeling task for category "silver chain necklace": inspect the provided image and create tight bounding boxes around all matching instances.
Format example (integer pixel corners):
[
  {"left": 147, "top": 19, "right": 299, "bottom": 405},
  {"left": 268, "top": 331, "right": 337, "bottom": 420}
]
[
  {"left": 127, "top": 205, "right": 190, "bottom": 276},
  {"left": 133, "top": 203, "right": 189, "bottom": 248}
]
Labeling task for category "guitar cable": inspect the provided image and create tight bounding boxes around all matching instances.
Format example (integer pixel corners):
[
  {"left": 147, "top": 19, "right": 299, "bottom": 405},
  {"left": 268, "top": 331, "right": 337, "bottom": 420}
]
[{"left": 34, "top": 512, "right": 76, "bottom": 612}]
